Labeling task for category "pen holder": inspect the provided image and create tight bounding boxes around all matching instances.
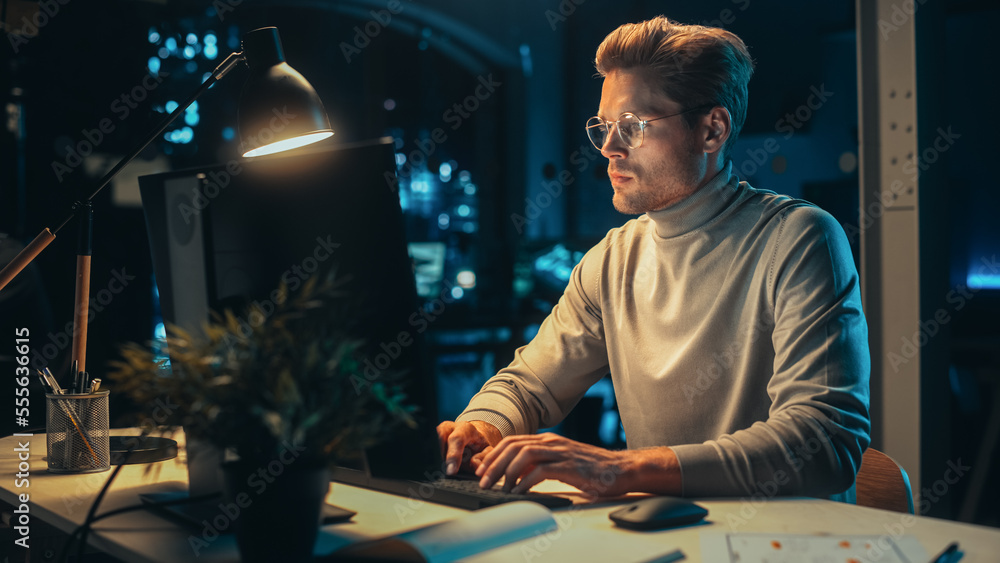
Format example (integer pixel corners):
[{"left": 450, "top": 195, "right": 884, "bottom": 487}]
[{"left": 46, "top": 391, "right": 111, "bottom": 473}]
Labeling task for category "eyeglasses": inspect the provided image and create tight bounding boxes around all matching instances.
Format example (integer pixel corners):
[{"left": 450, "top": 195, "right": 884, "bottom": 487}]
[{"left": 585, "top": 106, "right": 707, "bottom": 150}]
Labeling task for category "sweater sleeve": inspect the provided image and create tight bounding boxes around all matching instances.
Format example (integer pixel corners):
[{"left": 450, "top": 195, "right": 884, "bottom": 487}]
[
  {"left": 456, "top": 241, "right": 611, "bottom": 436},
  {"left": 670, "top": 206, "right": 871, "bottom": 498}
]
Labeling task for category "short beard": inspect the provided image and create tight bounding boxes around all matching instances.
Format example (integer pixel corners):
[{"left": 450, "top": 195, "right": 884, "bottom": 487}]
[
  {"left": 612, "top": 158, "right": 703, "bottom": 214},
  {"left": 613, "top": 188, "right": 661, "bottom": 215}
]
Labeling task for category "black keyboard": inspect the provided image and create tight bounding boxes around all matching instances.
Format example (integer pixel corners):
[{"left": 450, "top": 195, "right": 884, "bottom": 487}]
[
  {"left": 332, "top": 468, "right": 574, "bottom": 510},
  {"left": 428, "top": 476, "right": 573, "bottom": 509}
]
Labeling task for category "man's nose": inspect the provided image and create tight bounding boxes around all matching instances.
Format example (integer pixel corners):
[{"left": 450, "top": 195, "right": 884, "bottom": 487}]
[{"left": 601, "top": 126, "right": 627, "bottom": 158}]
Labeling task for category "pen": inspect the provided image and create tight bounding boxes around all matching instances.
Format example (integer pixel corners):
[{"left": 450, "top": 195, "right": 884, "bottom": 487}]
[
  {"left": 71, "top": 360, "right": 78, "bottom": 393},
  {"left": 42, "top": 367, "right": 64, "bottom": 394},
  {"left": 36, "top": 370, "right": 53, "bottom": 393},
  {"left": 928, "top": 541, "right": 960, "bottom": 563}
]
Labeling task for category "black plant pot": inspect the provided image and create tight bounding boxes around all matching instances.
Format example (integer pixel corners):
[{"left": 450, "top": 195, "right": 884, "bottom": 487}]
[{"left": 221, "top": 461, "right": 330, "bottom": 563}]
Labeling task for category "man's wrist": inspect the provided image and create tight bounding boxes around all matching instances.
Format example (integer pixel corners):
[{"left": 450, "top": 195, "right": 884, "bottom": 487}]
[
  {"left": 469, "top": 420, "right": 502, "bottom": 447},
  {"left": 622, "top": 446, "right": 682, "bottom": 495}
]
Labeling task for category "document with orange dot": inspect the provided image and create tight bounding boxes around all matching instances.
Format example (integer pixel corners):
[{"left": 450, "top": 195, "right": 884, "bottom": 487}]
[{"left": 700, "top": 533, "right": 928, "bottom": 562}]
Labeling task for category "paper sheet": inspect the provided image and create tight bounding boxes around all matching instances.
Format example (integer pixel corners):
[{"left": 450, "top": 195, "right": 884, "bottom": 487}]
[
  {"left": 700, "top": 532, "right": 929, "bottom": 563},
  {"left": 335, "top": 501, "right": 558, "bottom": 563}
]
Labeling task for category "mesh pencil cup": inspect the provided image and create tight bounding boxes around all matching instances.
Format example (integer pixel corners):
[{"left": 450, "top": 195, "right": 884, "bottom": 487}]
[{"left": 46, "top": 391, "right": 111, "bottom": 473}]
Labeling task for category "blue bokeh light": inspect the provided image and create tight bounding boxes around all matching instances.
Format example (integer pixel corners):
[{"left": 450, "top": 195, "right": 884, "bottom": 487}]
[{"left": 968, "top": 272, "right": 1000, "bottom": 289}]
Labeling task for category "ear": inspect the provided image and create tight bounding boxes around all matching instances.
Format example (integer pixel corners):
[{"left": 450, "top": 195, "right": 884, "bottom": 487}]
[{"left": 701, "top": 107, "right": 732, "bottom": 155}]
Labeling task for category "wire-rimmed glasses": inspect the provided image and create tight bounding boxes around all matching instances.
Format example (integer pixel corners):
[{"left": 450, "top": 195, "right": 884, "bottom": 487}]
[{"left": 585, "top": 106, "right": 707, "bottom": 150}]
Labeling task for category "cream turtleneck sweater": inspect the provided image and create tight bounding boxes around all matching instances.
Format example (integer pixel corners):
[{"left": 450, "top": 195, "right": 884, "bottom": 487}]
[{"left": 458, "top": 163, "right": 871, "bottom": 500}]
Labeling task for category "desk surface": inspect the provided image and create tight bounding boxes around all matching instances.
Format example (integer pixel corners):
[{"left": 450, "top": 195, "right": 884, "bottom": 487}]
[{"left": 2, "top": 433, "right": 999, "bottom": 562}]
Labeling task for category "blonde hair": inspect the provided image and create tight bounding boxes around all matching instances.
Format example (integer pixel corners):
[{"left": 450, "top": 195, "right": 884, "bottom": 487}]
[{"left": 595, "top": 16, "right": 754, "bottom": 161}]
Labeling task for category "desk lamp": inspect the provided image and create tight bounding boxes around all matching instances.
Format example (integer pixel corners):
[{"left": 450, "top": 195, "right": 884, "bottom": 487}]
[{"left": 0, "top": 26, "right": 333, "bottom": 377}]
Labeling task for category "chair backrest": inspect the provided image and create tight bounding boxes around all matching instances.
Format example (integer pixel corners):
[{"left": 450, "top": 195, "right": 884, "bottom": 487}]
[{"left": 855, "top": 448, "right": 914, "bottom": 514}]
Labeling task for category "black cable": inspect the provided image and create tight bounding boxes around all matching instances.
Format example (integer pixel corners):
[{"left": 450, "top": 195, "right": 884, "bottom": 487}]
[
  {"left": 56, "top": 456, "right": 125, "bottom": 563},
  {"left": 53, "top": 430, "right": 171, "bottom": 562}
]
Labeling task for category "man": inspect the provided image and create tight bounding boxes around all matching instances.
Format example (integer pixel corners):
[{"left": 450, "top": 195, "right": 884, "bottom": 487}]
[{"left": 437, "top": 16, "right": 870, "bottom": 501}]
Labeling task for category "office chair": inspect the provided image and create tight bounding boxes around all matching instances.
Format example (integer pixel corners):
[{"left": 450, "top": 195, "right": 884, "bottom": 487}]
[{"left": 855, "top": 448, "right": 915, "bottom": 514}]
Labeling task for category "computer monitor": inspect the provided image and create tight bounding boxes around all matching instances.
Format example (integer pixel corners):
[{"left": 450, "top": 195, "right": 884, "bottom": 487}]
[{"left": 138, "top": 139, "right": 440, "bottom": 471}]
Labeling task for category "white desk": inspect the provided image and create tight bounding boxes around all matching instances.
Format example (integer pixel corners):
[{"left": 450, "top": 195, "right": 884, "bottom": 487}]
[{"left": 2, "top": 433, "right": 999, "bottom": 562}]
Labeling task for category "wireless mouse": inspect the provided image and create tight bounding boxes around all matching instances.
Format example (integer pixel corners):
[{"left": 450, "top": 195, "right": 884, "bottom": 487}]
[{"left": 609, "top": 496, "right": 708, "bottom": 531}]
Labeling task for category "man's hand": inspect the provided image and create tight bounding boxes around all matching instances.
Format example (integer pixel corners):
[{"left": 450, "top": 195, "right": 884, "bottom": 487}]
[
  {"left": 474, "top": 433, "right": 683, "bottom": 498},
  {"left": 436, "top": 420, "right": 503, "bottom": 475}
]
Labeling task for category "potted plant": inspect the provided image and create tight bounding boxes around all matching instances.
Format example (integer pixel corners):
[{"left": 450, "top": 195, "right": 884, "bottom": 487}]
[{"left": 109, "top": 273, "right": 415, "bottom": 562}]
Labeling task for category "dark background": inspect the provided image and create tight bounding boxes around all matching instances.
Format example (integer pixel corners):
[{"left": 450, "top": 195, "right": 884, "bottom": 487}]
[{"left": 1, "top": 0, "right": 997, "bottom": 527}]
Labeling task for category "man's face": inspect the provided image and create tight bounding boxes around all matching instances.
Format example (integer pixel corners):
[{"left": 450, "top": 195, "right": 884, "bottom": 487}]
[{"left": 598, "top": 69, "right": 704, "bottom": 214}]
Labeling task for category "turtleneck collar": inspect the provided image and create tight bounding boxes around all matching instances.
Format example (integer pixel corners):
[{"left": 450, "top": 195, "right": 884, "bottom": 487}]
[{"left": 645, "top": 161, "right": 739, "bottom": 239}]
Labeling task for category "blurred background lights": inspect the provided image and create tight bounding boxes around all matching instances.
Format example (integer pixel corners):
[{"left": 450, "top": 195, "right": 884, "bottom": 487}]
[
  {"left": 457, "top": 270, "right": 476, "bottom": 288},
  {"left": 451, "top": 286, "right": 464, "bottom": 299},
  {"left": 165, "top": 126, "right": 194, "bottom": 144},
  {"left": 839, "top": 151, "right": 858, "bottom": 173},
  {"left": 412, "top": 177, "right": 431, "bottom": 193},
  {"left": 968, "top": 271, "right": 1000, "bottom": 289},
  {"left": 165, "top": 100, "right": 179, "bottom": 113},
  {"left": 147, "top": 57, "right": 161, "bottom": 74},
  {"left": 457, "top": 204, "right": 470, "bottom": 217},
  {"left": 148, "top": 28, "right": 160, "bottom": 43},
  {"left": 438, "top": 213, "right": 450, "bottom": 229},
  {"left": 384, "top": 98, "right": 396, "bottom": 111},
  {"left": 186, "top": 33, "right": 198, "bottom": 45},
  {"left": 204, "top": 33, "right": 217, "bottom": 45},
  {"left": 439, "top": 162, "right": 452, "bottom": 182}
]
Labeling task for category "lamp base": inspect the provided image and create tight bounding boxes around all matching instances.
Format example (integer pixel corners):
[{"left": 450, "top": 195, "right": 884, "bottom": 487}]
[{"left": 109, "top": 436, "right": 178, "bottom": 465}]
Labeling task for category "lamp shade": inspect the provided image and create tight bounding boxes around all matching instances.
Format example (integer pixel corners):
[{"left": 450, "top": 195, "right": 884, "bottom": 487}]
[{"left": 238, "top": 27, "right": 333, "bottom": 157}]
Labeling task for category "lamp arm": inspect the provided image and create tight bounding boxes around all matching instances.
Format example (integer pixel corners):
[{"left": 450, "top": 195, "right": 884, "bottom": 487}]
[{"left": 0, "top": 50, "right": 246, "bottom": 293}]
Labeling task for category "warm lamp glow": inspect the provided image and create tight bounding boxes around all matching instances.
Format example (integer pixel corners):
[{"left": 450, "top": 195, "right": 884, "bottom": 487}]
[{"left": 242, "top": 130, "right": 334, "bottom": 158}]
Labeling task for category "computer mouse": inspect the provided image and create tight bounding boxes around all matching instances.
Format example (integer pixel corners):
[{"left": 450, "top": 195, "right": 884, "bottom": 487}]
[{"left": 609, "top": 496, "right": 708, "bottom": 531}]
